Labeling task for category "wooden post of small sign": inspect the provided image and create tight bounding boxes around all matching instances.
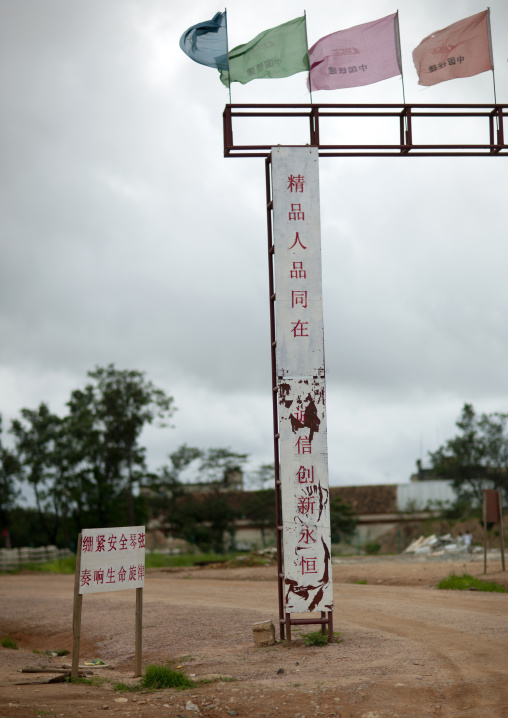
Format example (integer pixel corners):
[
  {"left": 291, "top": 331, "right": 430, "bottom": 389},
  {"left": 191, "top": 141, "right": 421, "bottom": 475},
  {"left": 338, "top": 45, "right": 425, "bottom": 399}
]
[
  {"left": 134, "top": 587, "right": 143, "bottom": 677},
  {"left": 71, "top": 532, "right": 83, "bottom": 680},
  {"left": 499, "top": 495, "right": 506, "bottom": 572},
  {"left": 483, "top": 491, "right": 488, "bottom": 574},
  {"left": 483, "top": 489, "right": 505, "bottom": 574}
]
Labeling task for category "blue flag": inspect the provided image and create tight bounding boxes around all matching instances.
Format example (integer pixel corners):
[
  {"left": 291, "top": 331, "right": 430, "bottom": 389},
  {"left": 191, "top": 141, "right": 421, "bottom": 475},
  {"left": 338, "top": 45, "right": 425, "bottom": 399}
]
[{"left": 180, "top": 11, "right": 229, "bottom": 71}]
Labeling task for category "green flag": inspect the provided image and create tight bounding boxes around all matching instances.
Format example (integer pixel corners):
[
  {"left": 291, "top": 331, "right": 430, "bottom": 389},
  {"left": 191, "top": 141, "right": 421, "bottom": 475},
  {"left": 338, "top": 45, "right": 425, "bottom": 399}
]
[{"left": 220, "top": 16, "right": 309, "bottom": 87}]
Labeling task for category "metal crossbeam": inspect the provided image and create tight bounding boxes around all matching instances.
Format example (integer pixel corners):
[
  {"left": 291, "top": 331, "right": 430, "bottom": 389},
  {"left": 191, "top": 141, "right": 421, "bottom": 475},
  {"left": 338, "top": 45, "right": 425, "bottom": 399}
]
[{"left": 223, "top": 104, "right": 507, "bottom": 157}]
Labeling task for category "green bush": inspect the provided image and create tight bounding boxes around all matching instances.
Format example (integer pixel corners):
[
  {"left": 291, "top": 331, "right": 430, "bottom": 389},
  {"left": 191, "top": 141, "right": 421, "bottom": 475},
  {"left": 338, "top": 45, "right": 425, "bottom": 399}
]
[
  {"left": 141, "top": 664, "right": 196, "bottom": 690},
  {"left": 1, "top": 636, "right": 18, "bottom": 649},
  {"left": 437, "top": 573, "right": 506, "bottom": 593},
  {"left": 363, "top": 541, "right": 381, "bottom": 555}
]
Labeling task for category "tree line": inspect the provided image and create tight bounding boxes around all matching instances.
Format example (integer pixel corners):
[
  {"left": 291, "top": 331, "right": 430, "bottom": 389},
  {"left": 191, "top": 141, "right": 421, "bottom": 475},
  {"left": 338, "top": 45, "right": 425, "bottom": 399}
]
[
  {"left": 429, "top": 403, "right": 508, "bottom": 507},
  {"left": 0, "top": 365, "right": 357, "bottom": 551}
]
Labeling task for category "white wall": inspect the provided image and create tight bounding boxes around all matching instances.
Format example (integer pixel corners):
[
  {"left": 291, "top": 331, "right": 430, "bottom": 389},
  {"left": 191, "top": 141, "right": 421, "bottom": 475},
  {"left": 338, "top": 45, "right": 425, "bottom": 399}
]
[{"left": 397, "top": 480, "right": 457, "bottom": 511}]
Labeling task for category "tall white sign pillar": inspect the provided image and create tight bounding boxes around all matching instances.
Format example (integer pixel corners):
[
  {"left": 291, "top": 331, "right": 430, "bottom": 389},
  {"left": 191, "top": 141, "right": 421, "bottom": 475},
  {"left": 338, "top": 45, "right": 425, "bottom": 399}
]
[{"left": 271, "top": 147, "right": 333, "bottom": 618}]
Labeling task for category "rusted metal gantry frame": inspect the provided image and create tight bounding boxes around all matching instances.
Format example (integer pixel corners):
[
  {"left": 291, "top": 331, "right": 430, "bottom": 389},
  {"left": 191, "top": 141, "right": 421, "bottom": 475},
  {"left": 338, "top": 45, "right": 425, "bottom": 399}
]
[
  {"left": 223, "top": 104, "right": 507, "bottom": 641},
  {"left": 224, "top": 103, "right": 506, "bottom": 157}
]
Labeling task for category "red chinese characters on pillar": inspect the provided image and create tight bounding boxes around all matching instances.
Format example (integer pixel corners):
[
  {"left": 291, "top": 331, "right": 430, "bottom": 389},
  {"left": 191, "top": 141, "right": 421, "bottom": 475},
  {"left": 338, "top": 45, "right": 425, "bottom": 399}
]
[
  {"left": 300, "top": 556, "right": 318, "bottom": 574},
  {"left": 299, "top": 525, "right": 317, "bottom": 544},
  {"left": 294, "top": 407, "right": 306, "bottom": 422},
  {"left": 292, "top": 290, "right": 307, "bottom": 308},
  {"left": 297, "top": 496, "right": 316, "bottom": 516},
  {"left": 295, "top": 436, "right": 312, "bottom": 454},
  {"left": 291, "top": 320, "right": 309, "bottom": 338},
  {"left": 297, "top": 466, "right": 315, "bottom": 484},
  {"left": 287, "top": 174, "right": 305, "bottom": 192},
  {"left": 289, "top": 233, "right": 307, "bottom": 250},
  {"left": 289, "top": 204, "right": 305, "bottom": 221},
  {"left": 290, "top": 261, "right": 306, "bottom": 278}
]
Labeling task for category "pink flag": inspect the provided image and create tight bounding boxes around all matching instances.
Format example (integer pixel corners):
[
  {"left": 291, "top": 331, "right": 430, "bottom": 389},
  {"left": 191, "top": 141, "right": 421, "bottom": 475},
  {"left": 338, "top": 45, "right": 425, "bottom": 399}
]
[
  {"left": 308, "top": 13, "right": 401, "bottom": 91},
  {"left": 412, "top": 10, "right": 492, "bottom": 87}
]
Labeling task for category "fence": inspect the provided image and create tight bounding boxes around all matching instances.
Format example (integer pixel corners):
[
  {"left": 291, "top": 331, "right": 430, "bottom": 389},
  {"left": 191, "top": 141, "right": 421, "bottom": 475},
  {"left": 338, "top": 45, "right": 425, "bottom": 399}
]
[{"left": 0, "top": 546, "right": 73, "bottom": 571}]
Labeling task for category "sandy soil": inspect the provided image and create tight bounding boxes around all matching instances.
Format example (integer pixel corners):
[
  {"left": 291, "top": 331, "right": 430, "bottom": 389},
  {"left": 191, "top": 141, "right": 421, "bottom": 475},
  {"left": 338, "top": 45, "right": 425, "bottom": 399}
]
[{"left": 1, "top": 553, "right": 507, "bottom": 718}]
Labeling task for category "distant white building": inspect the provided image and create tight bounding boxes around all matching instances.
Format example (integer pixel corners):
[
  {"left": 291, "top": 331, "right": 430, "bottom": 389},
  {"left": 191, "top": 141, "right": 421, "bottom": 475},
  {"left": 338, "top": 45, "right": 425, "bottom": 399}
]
[{"left": 397, "top": 480, "right": 457, "bottom": 512}]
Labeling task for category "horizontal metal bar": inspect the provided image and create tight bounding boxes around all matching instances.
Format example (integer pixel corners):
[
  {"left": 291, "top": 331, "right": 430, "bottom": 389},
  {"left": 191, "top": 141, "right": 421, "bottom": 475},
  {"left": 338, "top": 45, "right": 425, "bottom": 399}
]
[
  {"left": 279, "top": 617, "right": 329, "bottom": 625},
  {"left": 230, "top": 110, "right": 496, "bottom": 119},
  {"left": 227, "top": 103, "right": 507, "bottom": 109},
  {"left": 226, "top": 151, "right": 507, "bottom": 158}
]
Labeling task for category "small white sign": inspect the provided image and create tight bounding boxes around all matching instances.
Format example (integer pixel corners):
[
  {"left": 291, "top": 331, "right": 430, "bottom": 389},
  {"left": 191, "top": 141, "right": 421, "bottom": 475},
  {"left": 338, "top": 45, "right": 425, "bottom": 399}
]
[{"left": 79, "top": 526, "right": 145, "bottom": 594}]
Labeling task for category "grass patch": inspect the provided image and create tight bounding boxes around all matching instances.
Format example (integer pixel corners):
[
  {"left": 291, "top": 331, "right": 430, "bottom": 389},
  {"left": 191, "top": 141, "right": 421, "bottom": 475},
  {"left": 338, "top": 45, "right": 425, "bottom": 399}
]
[
  {"left": 302, "top": 630, "right": 342, "bottom": 647},
  {"left": 1, "top": 636, "right": 18, "bottom": 650},
  {"left": 437, "top": 573, "right": 507, "bottom": 593},
  {"left": 6, "top": 553, "right": 233, "bottom": 574},
  {"left": 145, "top": 552, "right": 234, "bottom": 569},
  {"left": 66, "top": 676, "right": 106, "bottom": 686},
  {"left": 112, "top": 681, "right": 143, "bottom": 692},
  {"left": 198, "top": 676, "right": 236, "bottom": 684},
  {"left": 224, "top": 555, "right": 271, "bottom": 568},
  {"left": 354, "top": 579, "right": 367, "bottom": 585},
  {"left": 20, "top": 557, "right": 76, "bottom": 574},
  {"left": 141, "top": 664, "right": 196, "bottom": 691}
]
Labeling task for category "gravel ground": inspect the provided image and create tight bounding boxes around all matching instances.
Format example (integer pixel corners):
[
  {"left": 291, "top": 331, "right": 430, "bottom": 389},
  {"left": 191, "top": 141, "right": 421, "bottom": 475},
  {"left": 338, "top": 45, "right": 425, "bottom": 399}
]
[{"left": 0, "top": 554, "right": 507, "bottom": 718}]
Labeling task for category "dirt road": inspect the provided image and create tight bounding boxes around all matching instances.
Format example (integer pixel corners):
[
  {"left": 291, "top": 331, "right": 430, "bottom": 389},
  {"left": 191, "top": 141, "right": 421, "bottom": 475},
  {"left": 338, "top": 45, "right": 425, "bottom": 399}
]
[{"left": 0, "top": 556, "right": 507, "bottom": 717}]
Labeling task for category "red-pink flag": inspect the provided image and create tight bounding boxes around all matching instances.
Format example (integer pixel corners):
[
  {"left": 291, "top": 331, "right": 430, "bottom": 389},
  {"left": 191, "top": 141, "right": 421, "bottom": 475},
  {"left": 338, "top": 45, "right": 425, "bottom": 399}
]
[
  {"left": 412, "top": 10, "right": 493, "bottom": 87},
  {"left": 308, "top": 13, "right": 401, "bottom": 91}
]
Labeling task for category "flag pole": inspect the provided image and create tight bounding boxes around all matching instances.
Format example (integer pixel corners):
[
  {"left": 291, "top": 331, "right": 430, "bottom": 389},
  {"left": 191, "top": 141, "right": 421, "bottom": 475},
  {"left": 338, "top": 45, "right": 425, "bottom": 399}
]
[
  {"left": 304, "top": 11, "right": 313, "bottom": 104},
  {"left": 395, "top": 9, "right": 409, "bottom": 145},
  {"left": 395, "top": 11, "right": 406, "bottom": 105},
  {"left": 486, "top": 7, "right": 497, "bottom": 106},
  {"left": 225, "top": 7, "right": 232, "bottom": 104}
]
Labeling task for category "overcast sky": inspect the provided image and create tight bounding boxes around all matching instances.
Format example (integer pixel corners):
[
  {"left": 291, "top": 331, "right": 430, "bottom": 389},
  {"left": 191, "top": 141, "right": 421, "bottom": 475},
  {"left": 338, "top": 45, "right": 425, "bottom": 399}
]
[{"left": 1, "top": 0, "right": 507, "bottom": 490}]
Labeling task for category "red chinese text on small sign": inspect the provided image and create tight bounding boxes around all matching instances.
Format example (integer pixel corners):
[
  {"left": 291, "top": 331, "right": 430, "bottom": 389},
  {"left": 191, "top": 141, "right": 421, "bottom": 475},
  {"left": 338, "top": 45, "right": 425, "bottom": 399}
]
[{"left": 79, "top": 526, "right": 145, "bottom": 595}]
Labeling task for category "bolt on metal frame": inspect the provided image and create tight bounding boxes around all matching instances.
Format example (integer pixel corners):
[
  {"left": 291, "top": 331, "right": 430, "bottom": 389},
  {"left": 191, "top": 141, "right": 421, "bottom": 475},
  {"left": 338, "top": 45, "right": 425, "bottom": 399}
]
[{"left": 224, "top": 104, "right": 507, "bottom": 641}]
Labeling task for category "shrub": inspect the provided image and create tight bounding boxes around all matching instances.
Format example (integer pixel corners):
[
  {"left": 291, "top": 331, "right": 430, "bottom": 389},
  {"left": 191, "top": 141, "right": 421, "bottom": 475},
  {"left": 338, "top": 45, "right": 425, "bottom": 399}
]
[
  {"left": 363, "top": 541, "right": 381, "bottom": 555},
  {"left": 1, "top": 636, "right": 18, "bottom": 649},
  {"left": 141, "top": 664, "right": 196, "bottom": 690}
]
